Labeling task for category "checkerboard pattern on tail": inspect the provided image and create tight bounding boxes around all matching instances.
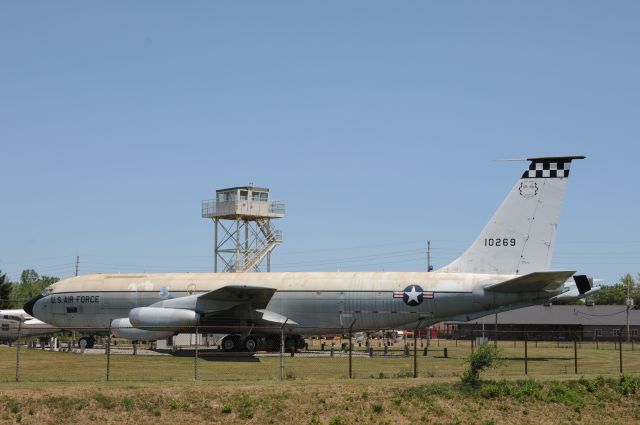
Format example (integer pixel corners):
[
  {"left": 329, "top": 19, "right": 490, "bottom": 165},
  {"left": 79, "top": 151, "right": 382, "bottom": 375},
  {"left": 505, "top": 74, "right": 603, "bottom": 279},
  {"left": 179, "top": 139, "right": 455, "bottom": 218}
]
[{"left": 522, "top": 160, "right": 571, "bottom": 179}]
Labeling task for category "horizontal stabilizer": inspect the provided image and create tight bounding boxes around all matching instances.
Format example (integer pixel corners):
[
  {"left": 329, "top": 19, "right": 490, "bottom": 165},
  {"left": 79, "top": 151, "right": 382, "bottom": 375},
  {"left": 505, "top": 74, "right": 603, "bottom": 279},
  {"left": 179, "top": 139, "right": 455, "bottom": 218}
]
[
  {"left": 199, "top": 285, "right": 277, "bottom": 310},
  {"left": 486, "top": 271, "right": 576, "bottom": 293},
  {"left": 573, "top": 275, "right": 593, "bottom": 294},
  {"left": 550, "top": 286, "right": 601, "bottom": 303}
]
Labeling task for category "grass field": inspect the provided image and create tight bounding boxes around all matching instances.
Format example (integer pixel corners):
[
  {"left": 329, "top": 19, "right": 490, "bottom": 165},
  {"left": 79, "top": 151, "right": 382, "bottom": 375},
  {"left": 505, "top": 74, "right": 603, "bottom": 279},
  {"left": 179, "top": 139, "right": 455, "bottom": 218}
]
[
  {"left": 2, "top": 373, "right": 640, "bottom": 424},
  {"left": 2, "top": 343, "right": 640, "bottom": 424},
  {"left": 1, "top": 339, "right": 638, "bottom": 383}
]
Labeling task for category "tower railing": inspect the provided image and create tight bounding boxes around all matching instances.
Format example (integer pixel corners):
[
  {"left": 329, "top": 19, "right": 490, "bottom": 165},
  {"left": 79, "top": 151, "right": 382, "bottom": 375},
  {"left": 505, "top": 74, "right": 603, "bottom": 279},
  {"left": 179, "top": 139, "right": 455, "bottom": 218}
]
[{"left": 201, "top": 199, "right": 286, "bottom": 218}]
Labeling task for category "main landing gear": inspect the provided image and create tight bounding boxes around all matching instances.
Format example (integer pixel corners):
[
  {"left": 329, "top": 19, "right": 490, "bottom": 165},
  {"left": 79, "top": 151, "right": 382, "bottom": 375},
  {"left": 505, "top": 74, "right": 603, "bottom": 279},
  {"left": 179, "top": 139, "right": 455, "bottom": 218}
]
[
  {"left": 78, "top": 335, "right": 96, "bottom": 349},
  {"left": 220, "top": 334, "right": 305, "bottom": 352}
]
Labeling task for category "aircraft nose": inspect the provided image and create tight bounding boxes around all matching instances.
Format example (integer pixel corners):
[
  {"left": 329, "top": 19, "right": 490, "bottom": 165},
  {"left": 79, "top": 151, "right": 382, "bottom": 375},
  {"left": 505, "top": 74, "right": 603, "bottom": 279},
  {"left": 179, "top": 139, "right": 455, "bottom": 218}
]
[{"left": 23, "top": 294, "right": 44, "bottom": 317}]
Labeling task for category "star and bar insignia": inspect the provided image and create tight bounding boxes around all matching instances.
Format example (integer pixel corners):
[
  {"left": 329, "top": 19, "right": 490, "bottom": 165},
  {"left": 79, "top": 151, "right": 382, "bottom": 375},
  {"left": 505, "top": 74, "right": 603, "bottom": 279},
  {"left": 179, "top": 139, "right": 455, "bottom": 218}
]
[{"left": 393, "top": 285, "right": 433, "bottom": 306}]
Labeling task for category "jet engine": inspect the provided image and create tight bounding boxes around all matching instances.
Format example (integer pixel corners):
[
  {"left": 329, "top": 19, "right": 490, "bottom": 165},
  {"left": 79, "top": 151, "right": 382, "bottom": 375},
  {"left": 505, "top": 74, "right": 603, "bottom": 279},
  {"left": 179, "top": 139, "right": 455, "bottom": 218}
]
[
  {"left": 110, "top": 318, "right": 175, "bottom": 341},
  {"left": 129, "top": 307, "right": 198, "bottom": 330}
]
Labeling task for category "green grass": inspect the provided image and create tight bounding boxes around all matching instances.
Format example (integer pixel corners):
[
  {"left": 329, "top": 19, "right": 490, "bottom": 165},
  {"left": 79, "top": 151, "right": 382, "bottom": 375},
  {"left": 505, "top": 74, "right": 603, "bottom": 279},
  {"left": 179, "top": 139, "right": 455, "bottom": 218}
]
[
  {"left": 1, "top": 339, "right": 639, "bottom": 384},
  {"left": 1, "top": 376, "right": 640, "bottom": 424}
]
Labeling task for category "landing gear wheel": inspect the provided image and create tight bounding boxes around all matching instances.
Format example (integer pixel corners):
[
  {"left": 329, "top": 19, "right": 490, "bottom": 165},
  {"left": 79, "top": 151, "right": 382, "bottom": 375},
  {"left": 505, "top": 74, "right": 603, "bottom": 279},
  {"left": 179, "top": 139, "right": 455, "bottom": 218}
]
[
  {"left": 264, "top": 335, "right": 280, "bottom": 351},
  {"left": 221, "top": 335, "right": 240, "bottom": 352},
  {"left": 243, "top": 337, "right": 259, "bottom": 352},
  {"left": 285, "top": 336, "right": 296, "bottom": 351},
  {"left": 296, "top": 336, "right": 306, "bottom": 349},
  {"left": 78, "top": 336, "right": 95, "bottom": 349}
]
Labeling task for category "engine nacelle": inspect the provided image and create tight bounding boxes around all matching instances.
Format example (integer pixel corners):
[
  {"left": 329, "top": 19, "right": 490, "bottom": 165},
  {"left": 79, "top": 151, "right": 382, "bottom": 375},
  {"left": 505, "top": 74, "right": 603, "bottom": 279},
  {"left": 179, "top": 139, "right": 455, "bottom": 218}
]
[
  {"left": 111, "top": 318, "right": 175, "bottom": 341},
  {"left": 129, "top": 307, "right": 198, "bottom": 330}
]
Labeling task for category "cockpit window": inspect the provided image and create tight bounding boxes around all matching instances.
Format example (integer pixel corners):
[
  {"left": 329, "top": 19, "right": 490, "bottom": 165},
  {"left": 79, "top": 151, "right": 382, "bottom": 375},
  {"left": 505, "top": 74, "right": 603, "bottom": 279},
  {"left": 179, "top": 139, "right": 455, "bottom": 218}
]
[{"left": 41, "top": 287, "right": 52, "bottom": 296}]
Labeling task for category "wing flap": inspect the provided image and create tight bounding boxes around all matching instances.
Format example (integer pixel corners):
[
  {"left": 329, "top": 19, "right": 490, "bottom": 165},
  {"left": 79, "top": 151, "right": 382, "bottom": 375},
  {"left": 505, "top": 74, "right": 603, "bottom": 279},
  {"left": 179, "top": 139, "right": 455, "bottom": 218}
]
[{"left": 485, "top": 271, "right": 576, "bottom": 293}]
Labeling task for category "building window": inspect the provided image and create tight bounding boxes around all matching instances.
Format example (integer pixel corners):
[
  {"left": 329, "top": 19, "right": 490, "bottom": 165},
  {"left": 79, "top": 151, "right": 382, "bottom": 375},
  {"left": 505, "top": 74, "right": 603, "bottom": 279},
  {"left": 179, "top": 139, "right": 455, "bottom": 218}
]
[
  {"left": 595, "top": 329, "right": 602, "bottom": 337},
  {"left": 613, "top": 329, "right": 621, "bottom": 336},
  {"left": 252, "top": 192, "right": 268, "bottom": 201},
  {"left": 240, "top": 190, "right": 248, "bottom": 200},
  {"left": 1, "top": 324, "right": 9, "bottom": 331},
  {"left": 633, "top": 329, "right": 638, "bottom": 336}
]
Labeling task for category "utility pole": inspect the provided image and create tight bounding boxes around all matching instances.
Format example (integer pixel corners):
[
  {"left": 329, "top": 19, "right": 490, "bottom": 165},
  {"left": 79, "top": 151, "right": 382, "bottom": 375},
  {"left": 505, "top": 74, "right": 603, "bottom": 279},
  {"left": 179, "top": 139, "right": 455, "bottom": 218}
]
[
  {"left": 75, "top": 256, "right": 80, "bottom": 277},
  {"left": 427, "top": 240, "right": 433, "bottom": 272},
  {"left": 626, "top": 278, "right": 632, "bottom": 343}
]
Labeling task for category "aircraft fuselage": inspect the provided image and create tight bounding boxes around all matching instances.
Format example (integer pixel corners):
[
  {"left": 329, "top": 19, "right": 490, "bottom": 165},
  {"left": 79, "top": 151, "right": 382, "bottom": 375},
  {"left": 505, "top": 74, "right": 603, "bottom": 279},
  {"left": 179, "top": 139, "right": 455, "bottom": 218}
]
[{"left": 28, "top": 271, "right": 561, "bottom": 334}]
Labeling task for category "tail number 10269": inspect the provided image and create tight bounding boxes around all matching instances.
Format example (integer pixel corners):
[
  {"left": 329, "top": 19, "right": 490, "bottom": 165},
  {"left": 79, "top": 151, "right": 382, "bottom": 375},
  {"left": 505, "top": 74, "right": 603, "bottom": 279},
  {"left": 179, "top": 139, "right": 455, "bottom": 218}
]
[{"left": 484, "top": 238, "right": 516, "bottom": 247}]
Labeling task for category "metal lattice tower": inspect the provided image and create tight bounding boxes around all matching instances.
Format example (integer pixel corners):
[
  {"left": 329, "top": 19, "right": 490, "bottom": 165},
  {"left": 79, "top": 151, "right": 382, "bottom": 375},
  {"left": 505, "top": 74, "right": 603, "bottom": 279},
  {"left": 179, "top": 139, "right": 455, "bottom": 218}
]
[{"left": 202, "top": 186, "right": 285, "bottom": 272}]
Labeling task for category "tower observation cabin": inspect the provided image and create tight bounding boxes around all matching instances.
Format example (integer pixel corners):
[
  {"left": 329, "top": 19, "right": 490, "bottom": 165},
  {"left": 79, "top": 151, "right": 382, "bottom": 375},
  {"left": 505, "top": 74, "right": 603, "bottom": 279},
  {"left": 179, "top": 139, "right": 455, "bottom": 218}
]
[{"left": 201, "top": 186, "right": 285, "bottom": 272}]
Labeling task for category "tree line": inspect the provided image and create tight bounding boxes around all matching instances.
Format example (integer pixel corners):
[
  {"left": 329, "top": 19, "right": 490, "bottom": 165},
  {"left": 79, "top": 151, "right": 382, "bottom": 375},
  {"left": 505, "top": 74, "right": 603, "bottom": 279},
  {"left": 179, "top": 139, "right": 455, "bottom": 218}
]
[
  {"left": 589, "top": 273, "right": 640, "bottom": 307},
  {"left": 0, "top": 269, "right": 60, "bottom": 310}
]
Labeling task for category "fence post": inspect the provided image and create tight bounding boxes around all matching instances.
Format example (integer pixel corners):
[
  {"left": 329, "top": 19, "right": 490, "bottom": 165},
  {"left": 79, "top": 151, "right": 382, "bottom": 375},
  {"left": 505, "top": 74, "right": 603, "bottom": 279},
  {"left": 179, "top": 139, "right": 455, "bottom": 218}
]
[
  {"left": 106, "top": 321, "right": 112, "bottom": 382},
  {"left": 619, "top": 328, "right": 623, "bottom": 374},
  {"left": 574, "top": 334, "right": 578, "bottom": 374},
  {"left": 15, "top": 320, "right": 22, "bottom": 382},
  {"left": 413, "top": 321, "right": 423, "bottom": 379},
  {"left": 349, "top": 320, "right": 356, "bottom": 379},
  {"left": 280, "top": 320, "right": 288, "bottom": 380},
  {"left": 194, "top": 326, "right": 199, "bottom": 381},
  {"left": 524, "top": 334, "right": 528, "bottom": 376}
]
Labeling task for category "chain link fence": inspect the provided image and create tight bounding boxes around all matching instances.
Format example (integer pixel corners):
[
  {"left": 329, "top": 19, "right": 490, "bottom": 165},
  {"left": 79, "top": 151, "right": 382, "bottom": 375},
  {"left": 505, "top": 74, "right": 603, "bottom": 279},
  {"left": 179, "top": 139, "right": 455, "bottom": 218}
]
[{"left": 2, "top": 325, "right": 639, "bottom": 383}]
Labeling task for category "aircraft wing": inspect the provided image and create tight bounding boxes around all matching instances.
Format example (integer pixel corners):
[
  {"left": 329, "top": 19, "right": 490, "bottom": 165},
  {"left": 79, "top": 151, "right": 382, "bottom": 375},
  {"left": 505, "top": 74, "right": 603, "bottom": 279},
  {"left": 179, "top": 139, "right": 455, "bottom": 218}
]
[
  {"left": 149, "top": 284, "right": 278, "bottom": 314},
  {"left": 199, "top": 285, "right": 277, "bottom": 310},
  {"left": 485, "top": 270, "right": 576, "bottom": 293}
]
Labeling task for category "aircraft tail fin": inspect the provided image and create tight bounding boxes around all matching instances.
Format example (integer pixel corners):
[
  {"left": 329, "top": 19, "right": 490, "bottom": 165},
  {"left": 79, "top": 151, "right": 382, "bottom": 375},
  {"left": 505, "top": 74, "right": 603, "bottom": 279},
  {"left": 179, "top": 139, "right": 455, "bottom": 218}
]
[{"left": 439, "top": 156, "right": 585, "bottom": 275}]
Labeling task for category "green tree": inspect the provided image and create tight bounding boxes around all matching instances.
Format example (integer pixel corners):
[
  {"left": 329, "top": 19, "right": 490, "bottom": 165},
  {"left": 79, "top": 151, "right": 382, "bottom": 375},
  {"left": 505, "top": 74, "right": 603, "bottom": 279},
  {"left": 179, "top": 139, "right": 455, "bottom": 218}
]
[
  {"left": 9, "top": 269, "right": 59, "bottom": 309},
  {"left": 20, "top": 269, "right": 40, "bottom": 285},
  {"left": 592, "top": 273, "right": 640, "bottom": 307},
  {"left": 0, "top": 270, "right": 12, "bottom": 309}
]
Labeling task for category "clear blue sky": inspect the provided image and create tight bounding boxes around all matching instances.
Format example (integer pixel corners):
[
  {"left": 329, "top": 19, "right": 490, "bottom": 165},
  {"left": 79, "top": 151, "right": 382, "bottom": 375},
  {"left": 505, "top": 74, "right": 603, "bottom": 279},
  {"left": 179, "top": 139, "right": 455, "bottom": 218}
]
[{"left": 1, "top": 2, "right": 639, "bottom": 284}]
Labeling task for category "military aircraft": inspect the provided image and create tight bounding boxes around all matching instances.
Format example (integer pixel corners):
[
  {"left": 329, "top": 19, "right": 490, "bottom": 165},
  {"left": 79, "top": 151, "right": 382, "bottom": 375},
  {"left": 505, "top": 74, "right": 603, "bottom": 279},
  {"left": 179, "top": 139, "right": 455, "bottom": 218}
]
[
  {"left": 25, "top": 156, "right": 589, "bottom": 352},
  {"left": 0, "top": 309, "right": 60, "bottom": 344}
]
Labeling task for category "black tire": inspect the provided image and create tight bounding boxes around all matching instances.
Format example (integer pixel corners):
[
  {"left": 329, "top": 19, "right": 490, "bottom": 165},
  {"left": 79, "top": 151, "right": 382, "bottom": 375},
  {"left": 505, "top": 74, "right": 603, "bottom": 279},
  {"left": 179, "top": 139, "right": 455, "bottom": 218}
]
[
  {"left": 243, "top": 337, "right": 259, "bottom": 352},
  {"left": 284, "top": 336, "right": 296, "bottom": 350},
  {"left": 79, "top": 336, "right": 95, "bottom": 349},
  {"left": 295, "top": 336, "right": 306, "bottom": 349},
  {"left": 221, "top": 335, "right": 240, "bottom": 352},
  {"left": 264, "top": 335, "right": 280, "bottom": 351}
]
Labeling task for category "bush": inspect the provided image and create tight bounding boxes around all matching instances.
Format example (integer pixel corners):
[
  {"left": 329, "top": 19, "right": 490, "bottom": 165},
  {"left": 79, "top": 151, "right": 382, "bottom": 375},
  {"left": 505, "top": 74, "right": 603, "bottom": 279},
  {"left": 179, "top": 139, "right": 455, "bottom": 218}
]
[
  {"left": 461, "top": 344, "right": 503, "bottom": 386},
  {"left": 617, "top": 374, "right": 640, "bottom": 395},
  {"left": 329, "top": 415, "right": 345, "bottom": 425},
  {"left": 237, "top": 394, "right": 255, "bottom": 419}
]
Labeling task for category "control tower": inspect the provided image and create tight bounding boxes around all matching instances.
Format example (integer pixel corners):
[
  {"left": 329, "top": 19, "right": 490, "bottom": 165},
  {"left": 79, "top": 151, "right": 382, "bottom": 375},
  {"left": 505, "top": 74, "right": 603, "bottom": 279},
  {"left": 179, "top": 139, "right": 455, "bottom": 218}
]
[{"left": 202, "top": 186, "right": 285, "bottom": 272}]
